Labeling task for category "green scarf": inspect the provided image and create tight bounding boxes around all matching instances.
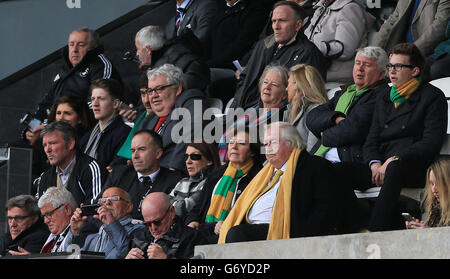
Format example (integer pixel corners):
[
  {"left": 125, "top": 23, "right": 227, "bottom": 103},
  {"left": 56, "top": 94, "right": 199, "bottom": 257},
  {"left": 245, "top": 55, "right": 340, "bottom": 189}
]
[
  {"left": 116, "top": 112, "right": 148, "bottom": 159},
  {"left": 315, "top": 84, "right": 369, "bottom": 157},
  {"left": 390, "top": 77, "right": 421, "bottom": 108},
  {"left": 205, "top": 161, "right": 253, "bottom": 223}
]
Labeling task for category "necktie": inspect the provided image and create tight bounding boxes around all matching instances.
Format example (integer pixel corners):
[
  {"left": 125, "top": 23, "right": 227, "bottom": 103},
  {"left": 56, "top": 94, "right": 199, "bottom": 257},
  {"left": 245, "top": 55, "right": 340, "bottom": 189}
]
[
  {"left": 154, "top": 116, "right": 168, "bottom": 134},
  {"left": 245, "top": 169, "right": 284, "bottom": 223},
  {"left": 175, "top": 8, "right": 185, "bottom": 32},
  {"left": 41, "top": 238, "right": 56, "bottom": 254},
  {"left": 139, "top": 176, "right": 153, "bottom": 212}
]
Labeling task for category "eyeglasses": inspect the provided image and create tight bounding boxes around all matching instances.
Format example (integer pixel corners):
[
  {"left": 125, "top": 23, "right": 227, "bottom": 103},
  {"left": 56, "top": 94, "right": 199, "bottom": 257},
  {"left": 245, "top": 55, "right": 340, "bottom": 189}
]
[
  {"left": 184, "top": 153, "right": 203, "bottom": 161},
  {"left": 142, "top": 206, "right": 171, "bottom": 227},
  {"left": 141, "top": 84, "right": 174, "bottom": 96},
  {"left": 386, "top": 63, "right": 415, "bottom": 71},
  {"left": 98, "top": 196, "right": 130, "bottom": 204},
  {"left": 41, "top": 204, "right": 64, "bottom": 219},
  {"left": 7, "top": 215, "right": 30, "bottom": 222}
]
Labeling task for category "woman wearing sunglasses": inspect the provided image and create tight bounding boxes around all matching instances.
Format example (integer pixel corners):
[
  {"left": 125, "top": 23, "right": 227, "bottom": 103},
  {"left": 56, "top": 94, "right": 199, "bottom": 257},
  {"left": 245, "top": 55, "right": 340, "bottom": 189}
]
[
  {"left": 185, "top": 128, "right": 263, "bottom": 243},
  {"left": 168, "top": 142, "right": 220, "bottom": 221}
]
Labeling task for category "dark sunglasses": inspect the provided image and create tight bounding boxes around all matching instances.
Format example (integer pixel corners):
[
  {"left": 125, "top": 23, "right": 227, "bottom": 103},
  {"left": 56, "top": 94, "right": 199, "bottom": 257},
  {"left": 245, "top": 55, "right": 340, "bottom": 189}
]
[
  {"left": 142, "top": 206, "right": 170, "bottom": 227},
  {"left": 184, "top": 153, "right": 202, "bottom": 161}
]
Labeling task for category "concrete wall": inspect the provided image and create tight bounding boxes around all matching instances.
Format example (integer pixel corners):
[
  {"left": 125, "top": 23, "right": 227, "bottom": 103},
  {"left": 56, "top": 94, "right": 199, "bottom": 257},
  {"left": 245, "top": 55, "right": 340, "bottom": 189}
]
[
  {"left": 0, "top": 0, "right": 150, "bottom": 80},
  {"left": 195, "top": 227, "right": 450, "bottom": 259}
]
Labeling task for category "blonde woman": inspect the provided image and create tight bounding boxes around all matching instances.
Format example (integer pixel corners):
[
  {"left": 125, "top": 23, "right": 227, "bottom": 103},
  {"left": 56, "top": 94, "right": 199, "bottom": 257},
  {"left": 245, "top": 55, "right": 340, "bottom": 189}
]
[
  {"left": 406, "top": 156, "right": 450, "bottom": 229},
  {"left": 285, "top": 64, "right": 328, "bottom": 151}
]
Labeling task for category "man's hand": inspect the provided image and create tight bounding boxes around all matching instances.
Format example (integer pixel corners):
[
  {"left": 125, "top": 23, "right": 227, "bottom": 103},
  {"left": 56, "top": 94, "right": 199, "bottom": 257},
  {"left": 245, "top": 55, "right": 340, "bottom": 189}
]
[
  {"left": 119, "top": 103, "right": 137, "bottom": 123},
  {"left": 187, "top": 221, "right": 199, "bottom": 229},
  {"left": 214, "top": 221, "right": 224, "bottom": 235},
  {"left": 95, "top": 204, "right": 116, "bottom": 226},
  {"left": 335, "top": 116, "right": 345, "bottom": 125},
  {"left": 25, "top": 124, "right": 45, "bottom": 146},
  {"left": 406, "top": 219, "right": 427, "bottom": 229},
  {"left": 147, "top": 243, "right": 167, "bottom": 259},
  {"left": 371, "top": 157, "right": 396, "bottom": 187},
  {"left": 125, "top": 248, "right": 145, "bottom": 259},
  {"left": 8, "top": 246, "right": 31, "bottom": 256},
  {"left": 70, "top": 206, "right": 88, "bottom": 236}
]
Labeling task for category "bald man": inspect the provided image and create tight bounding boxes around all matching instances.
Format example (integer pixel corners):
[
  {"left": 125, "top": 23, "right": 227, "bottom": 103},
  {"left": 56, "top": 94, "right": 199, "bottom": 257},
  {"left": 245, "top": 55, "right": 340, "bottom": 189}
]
[
  {"left": 126, "top": 192, "right": 206, "bottom": 259},
  {"left": 69, "top": 187, "right": 146, "bottom": 259}
]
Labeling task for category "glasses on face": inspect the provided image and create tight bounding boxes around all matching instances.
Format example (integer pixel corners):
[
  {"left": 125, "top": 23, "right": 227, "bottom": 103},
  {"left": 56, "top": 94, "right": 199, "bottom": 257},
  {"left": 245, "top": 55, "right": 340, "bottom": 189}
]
[
  {"left": 7, "top": 215, "right": 30, "bottom": 222},
  {"left": 41, "top": 204, "right": 64, "bottom": 219},
  {"left": 184, "top": 153, "right": 203, "bottom": 161},
  {"left": 141, "top": 84, "right": 174, "bottom": 96},
  {"left": 386, "top": 63, "right": 415, "bottom": 72},
  {"left": 142, "top": 206, "right": 171, "bottom": 227},
  {"left": 98, "top": 196, "right": 130, "bottom": 204}
]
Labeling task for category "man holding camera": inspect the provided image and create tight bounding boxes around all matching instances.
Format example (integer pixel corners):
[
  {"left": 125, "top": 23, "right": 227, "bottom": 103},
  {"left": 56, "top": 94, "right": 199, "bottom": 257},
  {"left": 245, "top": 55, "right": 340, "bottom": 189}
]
[
  {"left": 125, "top": 192, "right": 206, "bottom": 259},
  {"left": 69, "top": 187, "right": 146, "bottom": 259}
]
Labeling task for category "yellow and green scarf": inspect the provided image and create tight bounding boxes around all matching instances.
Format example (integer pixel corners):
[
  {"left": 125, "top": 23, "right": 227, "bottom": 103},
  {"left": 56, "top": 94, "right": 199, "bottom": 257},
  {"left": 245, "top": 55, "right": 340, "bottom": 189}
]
[
  {"left": 390, "top": 77, "right": 421, "bottom": 108},
  {"left": 218, "top": 148, "right": 302, "bottom": 244},
  {"left": 315, "top": 84, "right": 368, "bottom": 157},
  {"left": 205, "top": 160, "right": 254, "bottom": 223}
]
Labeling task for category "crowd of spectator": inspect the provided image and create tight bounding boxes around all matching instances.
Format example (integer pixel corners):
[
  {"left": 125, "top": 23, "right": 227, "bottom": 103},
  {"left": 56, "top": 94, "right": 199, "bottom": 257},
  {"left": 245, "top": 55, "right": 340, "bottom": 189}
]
[{"left": 1, "top": 0, "right": 449, "bottom": 259}]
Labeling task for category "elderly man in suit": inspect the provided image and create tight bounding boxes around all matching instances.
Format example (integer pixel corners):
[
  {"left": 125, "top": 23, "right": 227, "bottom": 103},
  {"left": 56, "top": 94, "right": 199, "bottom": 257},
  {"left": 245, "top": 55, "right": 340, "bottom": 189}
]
[
  {"left": 218, "top": 122, "right": 346, "bottom": 243},
  {"left": 103, "top": 130, "right": 183, "bottom": 220}
]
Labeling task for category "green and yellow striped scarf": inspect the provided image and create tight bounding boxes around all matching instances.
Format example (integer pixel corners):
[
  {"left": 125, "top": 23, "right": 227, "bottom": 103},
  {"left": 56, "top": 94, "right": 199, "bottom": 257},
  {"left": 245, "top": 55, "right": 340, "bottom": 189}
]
[
  {"left": 205, "top": 161, "right": 253, "bottom": 223},
  {"left": 390, "top": 77, "right": 421, "bottom": 108}
]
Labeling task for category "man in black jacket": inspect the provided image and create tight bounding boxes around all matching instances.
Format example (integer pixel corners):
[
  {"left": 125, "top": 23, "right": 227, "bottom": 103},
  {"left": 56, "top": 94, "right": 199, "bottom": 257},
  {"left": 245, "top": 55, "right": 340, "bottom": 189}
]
[
  {"left": 1, "top": 195, "right": 49, "bottom": 256},
  {"left": 79, "top": 78, "right": 131, "bottom": 170},
  {"left": 103, "top": 130, "right": 183, "bottom": 220},
  {"left": 137, "top": 64, "right": 209, "bottom": 173},
  {"left": 135, "top": 25, "right": 210, "bottom": 92},
  {"left": 362, "top": 43, "right": 448, "bottom": 232},
  {"left": 34, "top": 27, "right": 123, "bottom": 122},
  {"left": 232, "top": 1, "right": 327, "bottom": 109},
  {"left": 306, "top": 46, "right": 388, "bottom": 188},
  {"left": 125, "top": 192, "right": 206, "bottom": 259},
  {"left": 35, "top": 121, "right": 108, "bottom": 206}
]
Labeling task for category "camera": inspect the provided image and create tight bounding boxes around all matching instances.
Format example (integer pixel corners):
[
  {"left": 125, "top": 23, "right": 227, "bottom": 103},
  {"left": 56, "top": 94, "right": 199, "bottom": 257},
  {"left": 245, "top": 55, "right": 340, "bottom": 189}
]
[
  {"left": 20, "top": 113, "right": 42, "bottom": 131},
  {"left": 81, "top": 204, "right": 100, "bottom": 216}
]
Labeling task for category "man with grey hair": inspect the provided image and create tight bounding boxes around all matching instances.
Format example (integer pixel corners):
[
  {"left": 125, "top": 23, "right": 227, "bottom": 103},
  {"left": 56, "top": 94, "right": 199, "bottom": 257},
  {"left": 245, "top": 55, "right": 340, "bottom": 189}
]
[
  {"left": 35, "top": 121, "right": 108, "bottom": 206},
  {"left": 38, "top": 186, "right": 78, "bottom": 253},
  {"left": 31, "top": 27, "right": 123, "bottom": 123},
  {"left": 136, "top": 64, "right": 207, "bottom": 173},
  {"left": 218, "top": 121, "right": 344, "bottom": 243},
  {"left": 134, "top": 25, "right": 210, "bottom": 91},
  {"left": 307, "top": 46, "right": 388, "bottom": 167},
  {"left": 306, "top": 46, "right": 388, "bottom": 232},
  {"left": 1, "top": 195, "right": 49, "bottom": 256}
]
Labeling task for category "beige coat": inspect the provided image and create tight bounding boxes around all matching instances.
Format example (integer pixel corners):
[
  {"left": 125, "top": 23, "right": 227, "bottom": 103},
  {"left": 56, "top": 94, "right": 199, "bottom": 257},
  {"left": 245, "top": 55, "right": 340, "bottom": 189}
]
[
  {"left": 374, "top": 0, "right": 450, "bottom": 56},
  {"left": 304, "top": 0, "right": 375, "bottom": 83}
]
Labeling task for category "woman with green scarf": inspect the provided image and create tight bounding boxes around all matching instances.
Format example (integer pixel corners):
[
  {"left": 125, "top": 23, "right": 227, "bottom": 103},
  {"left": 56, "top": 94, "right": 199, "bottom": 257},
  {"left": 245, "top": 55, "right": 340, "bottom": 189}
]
[{"left": 185, "top": 128, "right": 263, "bottom": 243}]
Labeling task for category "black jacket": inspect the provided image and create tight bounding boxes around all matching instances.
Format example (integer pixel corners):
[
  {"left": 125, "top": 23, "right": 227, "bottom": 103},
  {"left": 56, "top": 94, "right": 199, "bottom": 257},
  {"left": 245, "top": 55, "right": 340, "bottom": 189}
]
[
  {"left": 138, "top": 88, "right": 208, "bottom": 172},
  {"left": 233, "top": 32, "right": 327, "bottom": 109},
  {"left": 1, "top": 218, "right": 49, "bottom": 256},
  {"left": 290, "top": 150, "right": 344, "bottom": 237},
  {"left": 363, "top": 82, "right": 448, "bottom": 166},
  {"left": 35, "top": 152, "right": 108, "bottom": 206},
  {"left": 80, "top": 115, "right": 131, "bottom": 169},
  {"left": 152, "top": 30, "right": 210, "bottom": 92},
  {"left": 207, "top": 0, "right": 272, "bottom": 69},
  {"left": 164, "top": 0, "right": 218, "bottom": 58},
  {"left": 307, "top": 80, "right": 386, "bottom": 163},
  {"left": 103, "top": 165, "right": 183, "bottom": 220},
  {"left": 130, "top": 217, "right": 207, "bottom": 259},
  {"left": 185, "top": 161, "right": 263, "bottom": 226},
  {"left": 35, "top": 46, "right": 122, "bottom": 121}
]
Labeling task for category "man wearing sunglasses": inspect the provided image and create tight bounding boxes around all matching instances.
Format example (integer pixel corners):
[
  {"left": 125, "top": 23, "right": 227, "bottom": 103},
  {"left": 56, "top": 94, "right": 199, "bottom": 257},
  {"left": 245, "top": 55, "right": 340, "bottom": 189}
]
[
  {"left": 68, "top": 187, "right": 146, "bottom": 259},
  {"left": 362, "top": 43, "right": 447, "bottom": 232},
  {"left": 126, "top": 192, "right": 206, "bottom": 259}
]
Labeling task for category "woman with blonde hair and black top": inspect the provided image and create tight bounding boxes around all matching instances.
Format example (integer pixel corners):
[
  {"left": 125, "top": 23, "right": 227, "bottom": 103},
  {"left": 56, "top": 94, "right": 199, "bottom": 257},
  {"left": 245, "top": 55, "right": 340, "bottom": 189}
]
[
  {"left": 406, "top": 156, "right": 450, "bottom": 229},
  {"left": 285, "top": 63, "right": 328, "bottom": 151}
]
